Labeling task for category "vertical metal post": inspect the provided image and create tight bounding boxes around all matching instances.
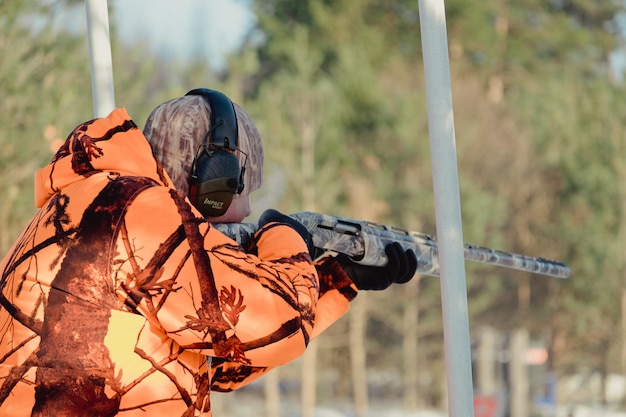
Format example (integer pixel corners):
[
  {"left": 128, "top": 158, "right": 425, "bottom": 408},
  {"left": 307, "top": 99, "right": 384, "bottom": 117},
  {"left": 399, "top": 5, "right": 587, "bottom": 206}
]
[
  {"left": 85, "top": 0, "right": 115, "bottom": 117},
  {"left": 418, "top": 0, "right": 475, "bottom": 415}
]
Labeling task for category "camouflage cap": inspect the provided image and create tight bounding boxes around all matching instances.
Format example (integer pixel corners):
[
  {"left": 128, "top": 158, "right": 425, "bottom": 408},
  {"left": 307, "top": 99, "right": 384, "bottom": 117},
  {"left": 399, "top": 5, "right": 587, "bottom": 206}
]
[{"left": 143, "top": 94, "right": 264, "bottom": 196}]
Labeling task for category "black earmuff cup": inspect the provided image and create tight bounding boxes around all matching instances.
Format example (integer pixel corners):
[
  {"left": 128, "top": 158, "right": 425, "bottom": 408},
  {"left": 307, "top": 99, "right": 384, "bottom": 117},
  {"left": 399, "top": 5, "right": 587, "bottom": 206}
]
[{"left": 189, "top": 177, "right": 239, "bottom": 217}]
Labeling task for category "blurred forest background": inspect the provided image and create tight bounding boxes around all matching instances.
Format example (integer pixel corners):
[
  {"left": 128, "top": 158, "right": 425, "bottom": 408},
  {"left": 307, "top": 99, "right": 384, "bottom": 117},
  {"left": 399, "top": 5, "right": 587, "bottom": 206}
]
[{"left": 1, "top": 0, "right": 625, "bottom": 416}]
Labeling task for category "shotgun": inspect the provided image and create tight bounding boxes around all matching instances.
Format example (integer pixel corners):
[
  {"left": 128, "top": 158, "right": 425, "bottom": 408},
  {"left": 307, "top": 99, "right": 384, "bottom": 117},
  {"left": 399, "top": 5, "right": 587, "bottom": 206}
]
[{"left": 214, "top": 211, "right": 570, "bottom": 279}]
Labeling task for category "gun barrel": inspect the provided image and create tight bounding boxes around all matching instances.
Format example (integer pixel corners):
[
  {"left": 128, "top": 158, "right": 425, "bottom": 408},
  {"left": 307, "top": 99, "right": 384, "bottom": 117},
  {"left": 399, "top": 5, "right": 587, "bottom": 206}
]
[{"left": 462, "top": 244, "right": 570, "bottom": 278}]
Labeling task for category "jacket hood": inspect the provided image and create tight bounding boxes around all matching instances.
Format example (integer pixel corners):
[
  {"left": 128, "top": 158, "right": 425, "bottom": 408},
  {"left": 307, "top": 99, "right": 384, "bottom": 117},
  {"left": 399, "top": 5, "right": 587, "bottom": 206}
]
[{"left": 35, "top": 108, "right": 170, "bottom": 208}]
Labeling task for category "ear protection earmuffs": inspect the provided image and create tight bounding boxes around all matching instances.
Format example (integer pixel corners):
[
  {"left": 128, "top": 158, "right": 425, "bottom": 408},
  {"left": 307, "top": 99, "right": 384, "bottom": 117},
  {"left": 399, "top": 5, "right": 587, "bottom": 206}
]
[{"left": 186, "top": 88, "right": 246, "bottom": 217}]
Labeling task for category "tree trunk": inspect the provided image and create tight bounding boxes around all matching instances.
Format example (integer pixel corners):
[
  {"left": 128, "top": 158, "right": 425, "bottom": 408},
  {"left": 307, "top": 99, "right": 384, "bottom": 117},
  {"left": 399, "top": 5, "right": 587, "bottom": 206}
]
[
  {"left": 619, "top": 136, "right": 626, "bottom": 407},
  {"left": 301, "top": 340, "right": 318, "bottom": 417},
  {"left": 344, "top": 175, "right": 386, "bottom": 416},
  {"left": 622, "top": 288, "right": 626, "bottom": 407},
  {"left": 509, "top": 328, "right": 529, "bottom": 417},
  {"left": 299, "top": 96, "right": 319, "bottom": 417},
  {"left": 265, "top": 369, "right": 281, "bottom": 417},
  {"left": 403, "top": 277, "right": 421, "bottom": 410},
  {"left": 350, "top": 294, "right": 368, "bottom": 417},
  {"left": 476, "top": 326, "right": 497, "bottom": 396}
]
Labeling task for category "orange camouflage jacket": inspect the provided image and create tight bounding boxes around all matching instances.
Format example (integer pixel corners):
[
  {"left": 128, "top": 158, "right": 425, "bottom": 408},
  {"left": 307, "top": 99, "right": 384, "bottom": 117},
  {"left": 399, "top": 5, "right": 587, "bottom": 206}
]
[{"left": 0, "top": 108, "right": 357, "bottom": 416}]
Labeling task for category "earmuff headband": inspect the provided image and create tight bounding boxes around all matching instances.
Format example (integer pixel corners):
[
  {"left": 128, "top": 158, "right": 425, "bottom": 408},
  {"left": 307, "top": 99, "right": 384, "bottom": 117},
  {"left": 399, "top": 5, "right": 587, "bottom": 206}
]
[{"left": 186, "top": 88, "right": 239, "bottom": 150}]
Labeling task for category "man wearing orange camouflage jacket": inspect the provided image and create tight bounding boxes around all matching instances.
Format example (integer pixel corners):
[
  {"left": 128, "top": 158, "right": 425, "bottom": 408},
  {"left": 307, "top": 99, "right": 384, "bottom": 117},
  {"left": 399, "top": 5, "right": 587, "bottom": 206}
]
[{"left": 0, "top": 89, "right": 417, "bottom": 416}]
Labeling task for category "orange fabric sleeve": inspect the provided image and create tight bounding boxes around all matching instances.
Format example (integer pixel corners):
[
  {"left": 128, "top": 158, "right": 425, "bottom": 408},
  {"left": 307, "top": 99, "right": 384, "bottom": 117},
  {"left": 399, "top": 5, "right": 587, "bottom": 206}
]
[
  {"left": 119, "top": 186, "right": 325, "bottom": 367},
  {"left": 208, "top": 257, "right": 357, "bottom": 393}
]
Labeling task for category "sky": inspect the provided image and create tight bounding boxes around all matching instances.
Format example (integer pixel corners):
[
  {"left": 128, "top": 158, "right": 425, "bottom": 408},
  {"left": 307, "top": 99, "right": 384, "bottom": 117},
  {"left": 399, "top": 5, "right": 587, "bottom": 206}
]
[
  {"left": 71, "top": 1, "right": 625, "bottom": 80},
  {"left": 109, "top": 0, "right": 255, "bottom": 70}
]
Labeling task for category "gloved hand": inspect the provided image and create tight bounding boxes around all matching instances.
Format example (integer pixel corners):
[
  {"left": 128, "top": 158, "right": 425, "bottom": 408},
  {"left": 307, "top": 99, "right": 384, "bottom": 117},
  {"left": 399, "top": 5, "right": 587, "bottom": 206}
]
[
  {"left": 258, "top": 209, "right": 315, "bottom": 256},
  {"left": 335, "top": 242, "right": 418, "bottom": 290}
]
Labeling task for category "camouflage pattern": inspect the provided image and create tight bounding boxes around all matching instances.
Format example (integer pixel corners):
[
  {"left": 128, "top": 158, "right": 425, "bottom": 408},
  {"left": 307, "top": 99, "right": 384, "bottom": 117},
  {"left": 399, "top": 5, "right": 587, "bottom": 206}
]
[
  {"left": 215, "top": 212, "right": 571, "bottom": 279},
  {"left": 0, "top": 110, "right": 355, "bottom": 416}
]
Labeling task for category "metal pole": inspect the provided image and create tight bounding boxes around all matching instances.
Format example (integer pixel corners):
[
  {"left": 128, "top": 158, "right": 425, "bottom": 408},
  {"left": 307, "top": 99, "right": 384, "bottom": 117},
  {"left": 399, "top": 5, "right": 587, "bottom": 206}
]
[
  {"left": 418, "top": 0, "right": 475, "bottom": 415},
  {"left": 85, "top": 0, "right": 115, "bottom": 117}
]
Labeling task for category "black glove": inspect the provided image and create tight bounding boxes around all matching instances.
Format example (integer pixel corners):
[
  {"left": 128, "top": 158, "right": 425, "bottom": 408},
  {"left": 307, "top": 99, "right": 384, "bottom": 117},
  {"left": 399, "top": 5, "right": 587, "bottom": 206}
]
[
  {"left": 258, "top": 209, "right": 315, "bottom": 256},
  {"left": 336, "top": 242, "right": 418, "bottom": 290}
]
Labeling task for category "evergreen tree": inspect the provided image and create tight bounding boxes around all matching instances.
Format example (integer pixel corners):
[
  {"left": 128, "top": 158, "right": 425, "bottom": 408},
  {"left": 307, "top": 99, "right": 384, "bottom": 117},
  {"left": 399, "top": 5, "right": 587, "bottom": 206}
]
[{"left": 0, "top": 0, "right": 92, "bottom": 253}]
